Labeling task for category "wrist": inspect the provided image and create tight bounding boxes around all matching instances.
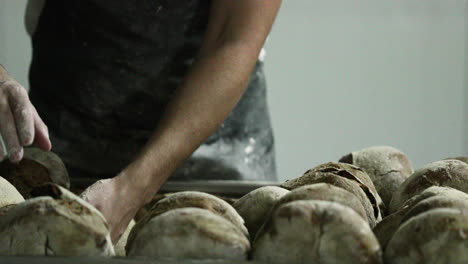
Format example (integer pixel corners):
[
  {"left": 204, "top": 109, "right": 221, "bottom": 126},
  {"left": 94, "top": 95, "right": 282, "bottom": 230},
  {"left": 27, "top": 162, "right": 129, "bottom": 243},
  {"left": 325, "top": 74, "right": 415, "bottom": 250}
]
[{"left": 118, "top": 158, "right": 170, "bottom": 204}]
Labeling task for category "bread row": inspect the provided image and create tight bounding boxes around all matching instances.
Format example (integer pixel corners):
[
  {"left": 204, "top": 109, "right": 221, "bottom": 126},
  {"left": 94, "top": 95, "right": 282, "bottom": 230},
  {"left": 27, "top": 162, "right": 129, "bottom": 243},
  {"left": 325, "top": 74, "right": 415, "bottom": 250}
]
[{"left": 0, "top": 146, "right": 466, "bottom": 263}]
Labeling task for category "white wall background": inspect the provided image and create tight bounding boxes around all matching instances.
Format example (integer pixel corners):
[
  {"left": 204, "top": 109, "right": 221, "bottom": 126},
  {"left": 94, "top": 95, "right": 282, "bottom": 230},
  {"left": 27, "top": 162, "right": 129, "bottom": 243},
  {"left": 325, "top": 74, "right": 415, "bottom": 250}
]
[
  {"left": 265, "top": 0, "right": 467, "bottom": 180},
  {"left": 0, "top": 0, "right": 31, "bottom": 89},
  {"left": 1, "top": 0, "right": 467, "bottom": 181}
]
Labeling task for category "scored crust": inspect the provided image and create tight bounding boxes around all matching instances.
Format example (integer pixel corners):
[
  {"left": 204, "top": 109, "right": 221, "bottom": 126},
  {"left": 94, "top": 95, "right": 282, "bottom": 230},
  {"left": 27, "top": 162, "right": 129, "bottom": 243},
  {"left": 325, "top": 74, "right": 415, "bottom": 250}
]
[
  {"left": 385, "top": 208, "right": 468, "bottom": 264},
  {"left": 0, "top": 148, "right": 69, "bottom": 198},
  {"left": 389, "top": 160, "right": 468, "bottom": 213},
  {"left": 0, "top": 184, "right": 114, "bottom": 256},
  {"left": 373, "top": 186, "right": 468, "bottom": 248},
  {"left": 126, "top": 208, "right": 250, "bottom": 260},
  {"left": 233, "top": 186, "right": 289, "bottom": 238},
  {"left": 272, "top": 183, "right": 368, "bottom": 223},
  {"left": 339, "top": 146, "right": 413, "bottom": 207},
  {"left": 282, "top": 171, "right": 379, "bottom": 227},
  {"left": 252, "top": 200, "right": 383, "bottom": 264},
  {"left": 128, "top": 191, "right": 248, "bottom": 248},
  {"left": 282, "top": 162, "right": 384, "bottom": 221}
]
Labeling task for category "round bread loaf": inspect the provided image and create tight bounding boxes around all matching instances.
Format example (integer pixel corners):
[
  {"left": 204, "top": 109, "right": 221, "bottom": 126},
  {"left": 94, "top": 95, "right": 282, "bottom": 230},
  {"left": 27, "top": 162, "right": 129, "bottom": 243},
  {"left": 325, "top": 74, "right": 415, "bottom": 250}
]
[
  {"left": 252, "top": 200, "right": 382, "bottom": 264},
  {"left": 128, "top": 191, "right": 247, "bottom": 248},
  {"left": 401, "top": 195, "right": 468, "bottom": 223},
  {"left": 389, "top": 160, "right": 468, "bottom": 213},
  {"left": 114, "top": 219, "right": 135, "bottom": 257},
  {"left": 339, "top": 146, "right": 413, "bottom": 207},
  {"left": 385, "top": 208, "right": 468, "bottom": 264},
  {"left": 282, "top": 162, "right": 384, "bottom": 221},
  {"left": 0, "top": 176, "right": 24, "bottom": 208},
  {"left": 233, "top": 186, "right": 289, "bottom": 238},
  {"left": 282, "top": 171, "right": 378, "bottom": 227},
  {"left": 373, "top": 186, "right": 468, "bottom": 248},
  {"left": 0, "top": 148, "right": 69, "bottom": 198},
  {"left": 126, "top": 208, "right": 250, "bottom": 259},
  {"left": 401, "top": 186, "right": 468, "bottom": 210},
  {"left": 0, "top": 184, "right": 114, "bottom": 256},
  {"left": 311, "top": 162, "right": 385, "bottom": 212},
  {"left": 272, "top": 183, "right": 368, "bottom": 223}
]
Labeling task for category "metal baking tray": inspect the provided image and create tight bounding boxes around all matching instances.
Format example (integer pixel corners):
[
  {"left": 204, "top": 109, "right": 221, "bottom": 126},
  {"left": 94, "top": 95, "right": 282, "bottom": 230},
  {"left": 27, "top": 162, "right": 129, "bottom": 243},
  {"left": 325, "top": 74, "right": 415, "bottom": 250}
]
[
  {"left": 160, "top": 180, "right": 281, "bottom": 197},
  {"left": 72, "top": 179, "right": 281, "bottom": 198}
]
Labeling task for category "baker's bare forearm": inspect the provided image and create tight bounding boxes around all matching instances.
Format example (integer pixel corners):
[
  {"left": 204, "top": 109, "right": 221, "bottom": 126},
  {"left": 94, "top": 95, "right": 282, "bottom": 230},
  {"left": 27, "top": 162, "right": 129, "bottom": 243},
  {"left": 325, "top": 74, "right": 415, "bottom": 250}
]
[
  {"left": 124, "top": 42, "right": 260, "bottom": 200},
  {"left": 119, "top": 0, "right": 281, "bottom": 202}
]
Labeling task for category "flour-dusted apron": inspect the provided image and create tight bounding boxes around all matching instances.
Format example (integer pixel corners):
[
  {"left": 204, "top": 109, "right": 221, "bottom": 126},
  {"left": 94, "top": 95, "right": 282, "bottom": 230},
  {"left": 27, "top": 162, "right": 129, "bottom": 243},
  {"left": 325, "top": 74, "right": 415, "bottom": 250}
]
[{"left": 29, "top": 0, "right": 277, "bottom": 182}]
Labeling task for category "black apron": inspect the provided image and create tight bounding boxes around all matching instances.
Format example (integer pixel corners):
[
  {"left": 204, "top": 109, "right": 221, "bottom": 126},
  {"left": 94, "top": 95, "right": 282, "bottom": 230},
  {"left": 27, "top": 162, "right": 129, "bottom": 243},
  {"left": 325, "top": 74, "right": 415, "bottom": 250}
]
[{"left": 29, "top": 0, "right": 277, "bottom": 182}]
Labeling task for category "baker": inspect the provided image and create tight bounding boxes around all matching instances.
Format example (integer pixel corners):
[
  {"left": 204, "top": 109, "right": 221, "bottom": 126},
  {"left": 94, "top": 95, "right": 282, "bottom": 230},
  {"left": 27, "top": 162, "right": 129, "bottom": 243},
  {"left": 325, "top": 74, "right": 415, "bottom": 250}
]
[{"left": 0, "top": 0, "right": 281, "bottom": 242}]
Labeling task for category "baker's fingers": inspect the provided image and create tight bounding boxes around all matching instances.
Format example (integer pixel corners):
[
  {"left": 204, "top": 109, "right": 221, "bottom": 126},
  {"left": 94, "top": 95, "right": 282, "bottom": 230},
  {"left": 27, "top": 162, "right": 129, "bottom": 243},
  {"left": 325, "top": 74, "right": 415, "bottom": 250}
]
[
  {"left": 0, "top": 101, "right": 24, "bottom": 162},
  {"left": 32, "top": 105, "right": 51, "bottom": 151},
  {"left": 8, "top": 87, "right": 35, "bottom": 146}
]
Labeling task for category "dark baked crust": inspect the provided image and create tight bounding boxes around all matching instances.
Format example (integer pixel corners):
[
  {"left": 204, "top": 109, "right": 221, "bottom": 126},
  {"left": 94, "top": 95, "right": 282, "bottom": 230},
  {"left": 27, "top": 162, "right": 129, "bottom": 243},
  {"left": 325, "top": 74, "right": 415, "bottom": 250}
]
[{"left": 0, "top": 148, "right": 69, "bottom": 198}]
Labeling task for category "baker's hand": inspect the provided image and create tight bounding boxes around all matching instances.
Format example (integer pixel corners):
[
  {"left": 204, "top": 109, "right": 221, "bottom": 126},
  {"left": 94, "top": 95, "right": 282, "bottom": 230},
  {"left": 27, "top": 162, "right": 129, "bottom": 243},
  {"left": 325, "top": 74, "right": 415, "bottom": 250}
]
[
  {"left": 80, "top": 173, "right": 145, "bottom": 244},
  {"left": 0, "top": 65, "right": 51, "bottom": 162}
]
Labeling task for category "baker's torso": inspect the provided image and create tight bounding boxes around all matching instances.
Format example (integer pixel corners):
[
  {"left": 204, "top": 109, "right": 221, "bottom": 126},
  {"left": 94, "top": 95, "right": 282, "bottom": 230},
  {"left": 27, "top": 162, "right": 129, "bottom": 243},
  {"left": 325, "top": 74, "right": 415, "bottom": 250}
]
[{"left": 28, "top": 0, "right": 277, "bottom": 182}]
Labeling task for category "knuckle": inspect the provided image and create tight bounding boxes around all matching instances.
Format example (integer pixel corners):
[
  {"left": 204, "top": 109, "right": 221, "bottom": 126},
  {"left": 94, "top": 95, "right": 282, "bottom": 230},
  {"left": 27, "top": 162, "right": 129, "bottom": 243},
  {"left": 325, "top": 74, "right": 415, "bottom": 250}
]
[
  {"left": 9, "top": 100, "right": 20, "bottom": 111},
  {"left": 20, "top": 108, "right": 32, "bottom": 119},
  {"left": 11, "top": 100, "right": 31, "bottom": 115},
  {"left": 4, "top": 135, "right": 20, "bottom": 150},
  {"left": 15, "top": 106, "right": 32, "bottom": 121},
  {"left": 3, "top": 82, "right": 26, "bottom": 98},
  {"left": 1, "top": 81, "right": 18, "bottom": 93},
  {"left": 1, "top": 82, "right": 25, "bottom": 105}
]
